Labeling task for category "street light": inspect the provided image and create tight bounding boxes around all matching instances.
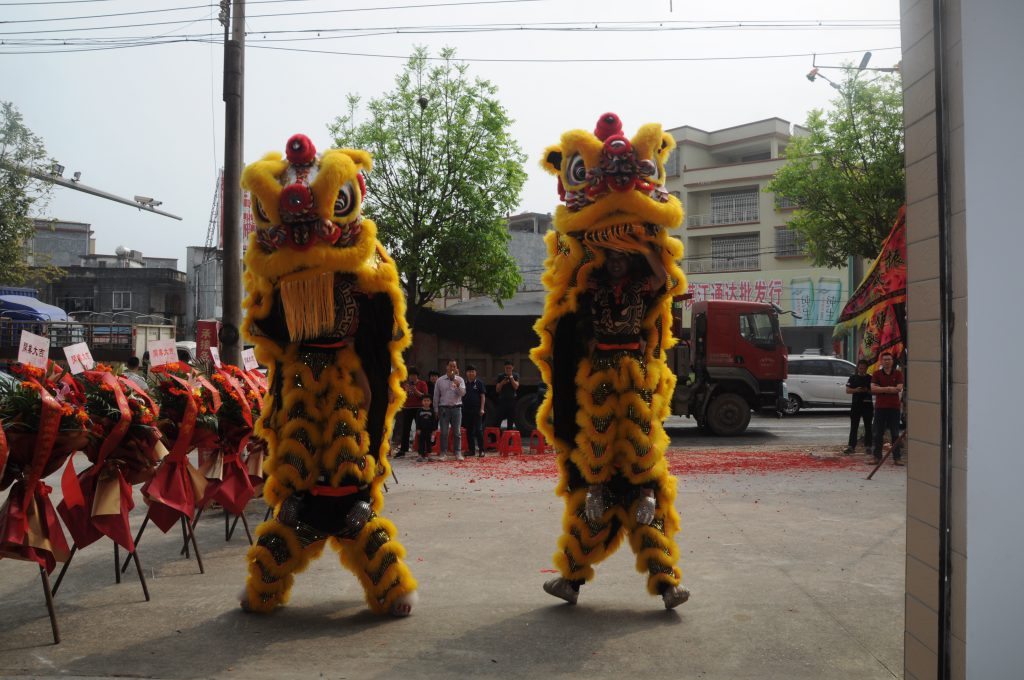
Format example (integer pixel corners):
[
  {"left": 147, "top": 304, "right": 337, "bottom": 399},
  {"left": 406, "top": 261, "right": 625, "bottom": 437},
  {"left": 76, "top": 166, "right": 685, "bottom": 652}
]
[{"left": 806, "top": 68, "right": 841, "bottom": 90}]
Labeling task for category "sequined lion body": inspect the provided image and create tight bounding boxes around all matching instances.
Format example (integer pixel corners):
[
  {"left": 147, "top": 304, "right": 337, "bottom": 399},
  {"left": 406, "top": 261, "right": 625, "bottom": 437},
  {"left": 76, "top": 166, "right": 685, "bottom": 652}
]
[
  {"left": 239, "top": 135, "right": 416, "bottom": 615},
  {"left": 531, "top": 114, "right": 688, "bottom": 600}
]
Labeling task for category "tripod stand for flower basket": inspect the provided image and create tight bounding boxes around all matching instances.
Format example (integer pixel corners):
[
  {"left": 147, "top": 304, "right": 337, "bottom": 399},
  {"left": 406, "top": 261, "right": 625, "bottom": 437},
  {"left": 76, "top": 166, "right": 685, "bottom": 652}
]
[
  {"left": 51, "top": 539, "right": 150, "bottom": 601},
  {"left": 120, "top": 510, "right": 204, "bottom": 575}
]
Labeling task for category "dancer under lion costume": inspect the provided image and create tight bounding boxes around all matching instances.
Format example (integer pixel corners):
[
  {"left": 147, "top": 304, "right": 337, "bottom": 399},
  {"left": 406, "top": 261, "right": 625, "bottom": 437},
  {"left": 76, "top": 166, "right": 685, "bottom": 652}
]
[
  {"left": 532, "top": 113, "right": 690, "bottom": 608},
  {"left": 239, "top": 134, "right": 417, "bottom": 616}
]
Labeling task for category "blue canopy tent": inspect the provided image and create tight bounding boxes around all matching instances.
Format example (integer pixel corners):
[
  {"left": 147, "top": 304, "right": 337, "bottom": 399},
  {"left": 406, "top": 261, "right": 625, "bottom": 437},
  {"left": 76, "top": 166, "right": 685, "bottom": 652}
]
[{"left": 0, "top": 295, "right": 69, "bottom": 322}]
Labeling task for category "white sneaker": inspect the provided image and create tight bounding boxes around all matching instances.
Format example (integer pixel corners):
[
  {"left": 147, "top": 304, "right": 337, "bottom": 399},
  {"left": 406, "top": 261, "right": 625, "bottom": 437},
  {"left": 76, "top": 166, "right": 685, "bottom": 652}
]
[
  {"left": 455, "top": 453, "right": 464, "bottom": 461},
  {"left": 662, "top": 585, "right": 690, "bottom": 609},
  {"left": 438, "top": 454, "right": 448, "bottom": 462},
  {"left": 543, "top": 577, "right": 578, "bottom": 605}
]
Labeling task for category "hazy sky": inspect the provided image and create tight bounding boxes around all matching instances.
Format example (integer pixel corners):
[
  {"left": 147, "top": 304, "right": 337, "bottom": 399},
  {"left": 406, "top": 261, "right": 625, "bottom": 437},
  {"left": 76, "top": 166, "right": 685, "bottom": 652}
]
[{"left": 3, "top": 0, "right": 900, "bottom": 270}]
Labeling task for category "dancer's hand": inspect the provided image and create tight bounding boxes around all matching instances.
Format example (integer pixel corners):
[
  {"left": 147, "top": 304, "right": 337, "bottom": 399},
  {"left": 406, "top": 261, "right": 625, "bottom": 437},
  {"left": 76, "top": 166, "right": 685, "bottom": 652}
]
[
  {"left": 635, "top": 494, "right": 656, "bottom": 525},
  {"left": 585, "top": 484, "right": 606, "bottom": 523}
]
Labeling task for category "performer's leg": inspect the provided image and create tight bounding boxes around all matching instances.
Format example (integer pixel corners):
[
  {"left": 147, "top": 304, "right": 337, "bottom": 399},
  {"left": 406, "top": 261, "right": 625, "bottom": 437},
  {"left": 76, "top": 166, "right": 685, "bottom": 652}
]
[
  {"left": 551, "top": 485, "right": 628, "bottom": 587},
  {"left": 332, "top": 512, "right": 418, "bottom": 616},
  {"left": 623, "top": 478, "right": 685, "bottom": 598},
  {"left": 242, "top": 517, "right": 326, "bottom": 613},
  {"left": 438, "top": 408, "right": 451, "bottom": 457}
]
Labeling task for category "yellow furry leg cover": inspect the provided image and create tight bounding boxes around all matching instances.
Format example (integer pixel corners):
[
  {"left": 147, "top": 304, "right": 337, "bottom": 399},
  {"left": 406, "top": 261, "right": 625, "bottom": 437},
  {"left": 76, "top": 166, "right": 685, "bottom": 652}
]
[
  {"left": 332, "top": 514, "right": 417, "bottom": 615},
  {"left": 243, "top": 518, "right": 326, "bottom": 613},
  {"left": 625, "top": 477, "right": 683, "bottom": 595},
  {"left": 553, "top": 487, "right": 628, "bottom": 583}
]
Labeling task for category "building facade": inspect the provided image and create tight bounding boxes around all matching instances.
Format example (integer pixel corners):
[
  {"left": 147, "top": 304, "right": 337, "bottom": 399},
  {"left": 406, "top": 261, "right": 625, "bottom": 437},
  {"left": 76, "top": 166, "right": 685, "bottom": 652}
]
[
  {"left": 663, "top": 118, "right": 857, "bottom": 354},
  {"left": 437, "top": 211, "right": 552, "bottom": 308},
  {"left": 185, "top": 245, "right": 225, "bottom": 340},
  {"left": 28, "top": 218, "right": 94, "bottom": 267}
]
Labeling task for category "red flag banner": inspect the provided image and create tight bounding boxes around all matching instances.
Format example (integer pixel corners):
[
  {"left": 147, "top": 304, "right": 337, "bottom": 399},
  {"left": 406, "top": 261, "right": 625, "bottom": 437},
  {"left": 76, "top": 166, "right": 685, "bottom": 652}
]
[{"left": 833, "top": 206, "right": 907, "bottom": 367}]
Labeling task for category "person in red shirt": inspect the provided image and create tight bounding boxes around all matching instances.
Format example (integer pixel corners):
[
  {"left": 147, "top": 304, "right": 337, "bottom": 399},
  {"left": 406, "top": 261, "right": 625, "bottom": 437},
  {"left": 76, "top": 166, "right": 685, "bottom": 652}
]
[
  {"left": 396, "top": 367, "right": 428, "bottom": 457},
  {"left": 870, "top": 352, "right": 905, "bottom": 465}
]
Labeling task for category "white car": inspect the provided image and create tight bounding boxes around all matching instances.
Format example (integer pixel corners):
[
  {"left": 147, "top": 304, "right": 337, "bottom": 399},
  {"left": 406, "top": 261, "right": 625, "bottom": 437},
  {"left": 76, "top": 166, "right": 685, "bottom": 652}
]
[{"left": 781, "top": 355, "right": 858, "bottom": 415}]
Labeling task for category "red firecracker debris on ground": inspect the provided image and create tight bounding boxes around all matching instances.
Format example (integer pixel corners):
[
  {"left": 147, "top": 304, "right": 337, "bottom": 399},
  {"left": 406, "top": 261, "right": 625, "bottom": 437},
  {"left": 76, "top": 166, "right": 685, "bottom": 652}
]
[{"left": 435, "top": 448, "right": 866, "bottom": 482}]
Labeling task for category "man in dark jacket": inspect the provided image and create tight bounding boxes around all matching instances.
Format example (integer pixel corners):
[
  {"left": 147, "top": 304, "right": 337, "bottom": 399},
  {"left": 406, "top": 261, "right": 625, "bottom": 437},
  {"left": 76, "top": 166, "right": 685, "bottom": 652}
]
[{"left": 844, "top": 359, "right": 873, "bottom": 456}]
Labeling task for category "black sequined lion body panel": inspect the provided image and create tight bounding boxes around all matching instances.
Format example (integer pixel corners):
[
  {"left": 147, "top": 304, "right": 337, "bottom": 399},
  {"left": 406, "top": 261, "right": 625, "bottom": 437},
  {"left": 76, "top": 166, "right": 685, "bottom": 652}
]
[
  {"left": 531, "top": 114, "right": 689, "bottom": 599},
  {"left": 239, "top": 134, "right": 415, "bottom": 615}
]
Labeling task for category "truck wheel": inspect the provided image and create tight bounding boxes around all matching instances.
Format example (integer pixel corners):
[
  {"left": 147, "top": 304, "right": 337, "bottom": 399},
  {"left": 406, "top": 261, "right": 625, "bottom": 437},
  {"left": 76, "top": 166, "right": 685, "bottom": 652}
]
[
  {"left": 515, "top": 393, "right": 540, "bottom": 433},
  {"left": 780, "top": 395, "right": 802, "bottom": 416},
  {"left": 707, "top": 393, "right": 752, "bottom": 436}
]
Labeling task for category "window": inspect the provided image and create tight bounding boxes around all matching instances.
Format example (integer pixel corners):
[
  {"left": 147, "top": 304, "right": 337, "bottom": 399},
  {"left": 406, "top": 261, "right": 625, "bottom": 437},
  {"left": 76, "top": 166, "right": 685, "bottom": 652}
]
[
  {"left": 710, "top": 187, "right": 759, "bottom": 224},
  {"left": 788, "top": 360, "right": 806, "bottom": 375},
  {"left": 740, "top": 151, "right": 771, "bottom": 162},
  {"left": 831, "top": 360, "right": 856, "bottom": 377},
  {"left": 665, "top": 148, "right": 680, "bottom": 177},
  {"left": 57, "top": 296, "right": 95, "bottom": 313},
  {"left": 775, "top": 228, "right": 806, "bottom": 257},
  {"left": 775, "top": 195, "right": 799, "bottom": 209},
  {"left": 112, "top": 291, "right": 132, "bottom": 310},
  {"left": 711, "top": 234, "right": 759, "bottom": 272},
  {"left": 803, "top": 360, "right": 832, "bottom": 376},
  {"left": 739, "top": 312, "right": 779, "bottom": 349}
]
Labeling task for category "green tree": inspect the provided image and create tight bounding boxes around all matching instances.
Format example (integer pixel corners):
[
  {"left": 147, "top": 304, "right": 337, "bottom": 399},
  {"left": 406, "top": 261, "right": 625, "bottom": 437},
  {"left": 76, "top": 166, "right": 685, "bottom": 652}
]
[
  {"left": 767, "top": 70, "right": 904, "bottom": 267},
  {"left": 329, "top": 46, "right": 526, "bottom": 325},
  {"left": 0, "top": 101, "right": 56, "bottom": 286}
]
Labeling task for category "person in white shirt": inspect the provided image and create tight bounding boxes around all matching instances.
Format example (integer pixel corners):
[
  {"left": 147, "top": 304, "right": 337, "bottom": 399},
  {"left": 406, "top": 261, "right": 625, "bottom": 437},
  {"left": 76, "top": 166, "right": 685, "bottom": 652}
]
[{"left": 433, "top": 359, "right": 466, "bottom": 461}]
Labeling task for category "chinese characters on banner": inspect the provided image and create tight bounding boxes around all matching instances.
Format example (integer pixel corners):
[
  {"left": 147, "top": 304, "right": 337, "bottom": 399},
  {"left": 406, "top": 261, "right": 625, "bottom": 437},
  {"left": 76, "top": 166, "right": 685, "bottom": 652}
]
[
  {"left": 196, "top": 320, "right": 219, "bottom": 364},
  {"left": 683, "top": 276, "right": 844, "bottom": 325},
  {"left": 684, "top": 279, "right": 784, "bottom": 308},
  {"left": 17, "top": 330, "right": 50, "bottom": 369},
  {"left": 148, "top": 339, "right": 177, "bottom": 367},
  {"left": 63, "top": 342, "right": 95, "bottom": 374},
  {"left": 217, "top": 169, "right": 255, "bottom": 252}
]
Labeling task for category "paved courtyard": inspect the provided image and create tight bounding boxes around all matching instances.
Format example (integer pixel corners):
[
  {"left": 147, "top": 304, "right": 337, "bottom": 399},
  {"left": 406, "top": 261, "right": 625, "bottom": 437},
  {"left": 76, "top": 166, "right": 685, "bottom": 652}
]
[{"left": 0, "top": 449, "right": 906, "bottom": 679}]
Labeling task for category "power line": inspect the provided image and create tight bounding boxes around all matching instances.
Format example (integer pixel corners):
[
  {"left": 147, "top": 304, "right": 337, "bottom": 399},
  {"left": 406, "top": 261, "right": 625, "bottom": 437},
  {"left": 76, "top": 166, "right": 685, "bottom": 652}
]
[
  {"left": 0, "top": 3, "right": 208, "bottom": 23},
  {"left": 241, "top": 43, "right": 901, "bottom": 63},
  {"left": 1, "top": 0, "right": 551, "bottom": 27}
]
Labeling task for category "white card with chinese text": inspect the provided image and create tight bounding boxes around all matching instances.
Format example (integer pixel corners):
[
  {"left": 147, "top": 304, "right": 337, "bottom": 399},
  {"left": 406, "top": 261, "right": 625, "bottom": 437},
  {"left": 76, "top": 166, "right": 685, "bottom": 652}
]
[
  {"left": 18, "top": 330, "right": 50, "bottom": 370},
  {"left": 209, "top": 346, "right": 222, "bottom": 368},
  {"left": 241, "top": 348, "right": 259, "bottom": 371},
  {"left": 148, "top": 339, "right": 177, "bottom": 367},
  {"left": 63, "top": 342, "right": 95, "bottom": 374}
]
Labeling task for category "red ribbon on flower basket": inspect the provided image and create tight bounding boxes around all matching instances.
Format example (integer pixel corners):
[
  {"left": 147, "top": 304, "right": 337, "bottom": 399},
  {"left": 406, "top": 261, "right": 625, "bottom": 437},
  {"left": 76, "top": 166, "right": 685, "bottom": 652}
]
[
  {"left": 140, "top": 372, "right": 213, "bottom": 532},
  {"left": 199, "top": 367, "right": 256, "bottom": 516},
  {"left": 58, "top": 371, "right": 137, "bottom": 551},
  {"left": 0, "top": 379, "right": 72, "bottom": 574}
]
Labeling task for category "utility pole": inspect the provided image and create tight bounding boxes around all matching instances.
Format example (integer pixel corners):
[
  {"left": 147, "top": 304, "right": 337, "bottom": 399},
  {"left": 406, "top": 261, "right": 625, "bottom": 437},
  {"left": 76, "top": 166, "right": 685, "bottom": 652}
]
[{"left": 220, "top": 0, "right": 244, "bottom": 366}]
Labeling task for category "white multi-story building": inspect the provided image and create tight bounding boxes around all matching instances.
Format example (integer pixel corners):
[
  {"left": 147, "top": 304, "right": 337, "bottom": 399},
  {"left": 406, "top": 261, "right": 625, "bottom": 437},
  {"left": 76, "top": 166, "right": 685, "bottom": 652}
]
[{"left": 664, "top": 117, "right": 859, "bottom": 354}]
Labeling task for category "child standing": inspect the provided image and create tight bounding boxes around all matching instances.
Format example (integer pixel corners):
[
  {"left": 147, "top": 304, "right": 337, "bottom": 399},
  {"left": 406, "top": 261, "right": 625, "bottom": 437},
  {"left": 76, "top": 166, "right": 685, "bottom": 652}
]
[{"left": 414, "top": 395, "right": 439, "bottom": 461}]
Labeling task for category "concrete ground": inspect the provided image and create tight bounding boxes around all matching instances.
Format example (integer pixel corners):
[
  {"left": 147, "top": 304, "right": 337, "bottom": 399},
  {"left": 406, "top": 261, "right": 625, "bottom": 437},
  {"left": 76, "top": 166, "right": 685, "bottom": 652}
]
[{"left": 0, "top": 450, "right": 906, "bottom": 680}]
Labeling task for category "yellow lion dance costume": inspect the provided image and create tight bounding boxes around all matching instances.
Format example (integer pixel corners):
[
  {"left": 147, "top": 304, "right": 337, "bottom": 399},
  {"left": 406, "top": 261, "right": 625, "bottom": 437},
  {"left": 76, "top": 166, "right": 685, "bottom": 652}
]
[
  {"left": 239, "top": 134, "right": 416, "bottom": 616},
  {"left": 532, "top": 113, "right": 690, "bottom": 608}
]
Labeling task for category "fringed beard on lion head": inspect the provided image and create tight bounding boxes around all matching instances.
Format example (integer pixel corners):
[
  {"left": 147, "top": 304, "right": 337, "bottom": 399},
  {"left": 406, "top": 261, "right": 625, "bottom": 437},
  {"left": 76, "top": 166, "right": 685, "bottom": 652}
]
[{"left": 239, "top": 135, "right": 417, "bottom": 616}]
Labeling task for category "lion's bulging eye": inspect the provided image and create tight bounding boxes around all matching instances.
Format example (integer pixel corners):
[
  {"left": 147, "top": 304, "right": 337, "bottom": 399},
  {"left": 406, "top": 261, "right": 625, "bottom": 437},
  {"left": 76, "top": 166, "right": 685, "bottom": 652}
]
[
  {"left": 333, "top": 183, "right": 357, "bottom": 218},
  {"left": 567, "top": 154, "right": 587, "bottom": 185}
]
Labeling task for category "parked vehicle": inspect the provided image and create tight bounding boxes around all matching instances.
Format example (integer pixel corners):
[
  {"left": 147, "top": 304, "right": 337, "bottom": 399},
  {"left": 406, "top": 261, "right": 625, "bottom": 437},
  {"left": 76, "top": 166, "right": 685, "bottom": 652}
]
[
  {"left": 408, "top": 296, "right": 789, "bottom": 436},
  {"left": 668, "top": 299, "right": 789, "bottom": 435},
  {"left": 781, "top": 354, "right": 858, "bottom": 415}
]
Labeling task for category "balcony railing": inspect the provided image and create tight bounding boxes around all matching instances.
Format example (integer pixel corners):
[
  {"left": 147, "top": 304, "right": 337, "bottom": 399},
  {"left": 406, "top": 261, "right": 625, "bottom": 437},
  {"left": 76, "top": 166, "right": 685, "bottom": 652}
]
[{"left": 686, "top": 211, "right": 760, "bottom": 228}]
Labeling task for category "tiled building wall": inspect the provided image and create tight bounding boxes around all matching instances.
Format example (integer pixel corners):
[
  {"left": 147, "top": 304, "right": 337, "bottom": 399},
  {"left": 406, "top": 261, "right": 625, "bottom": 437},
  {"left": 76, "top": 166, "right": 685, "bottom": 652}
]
[{"left": 900, "top": 0, "right": 966, "bottom": 678}]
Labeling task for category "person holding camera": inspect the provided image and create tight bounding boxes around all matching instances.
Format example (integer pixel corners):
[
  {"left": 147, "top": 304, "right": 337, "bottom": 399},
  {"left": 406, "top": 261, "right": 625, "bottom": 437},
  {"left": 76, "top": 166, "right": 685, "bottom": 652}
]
[{"left": 494, "top": 360, "right": 520, "bottom": 431}]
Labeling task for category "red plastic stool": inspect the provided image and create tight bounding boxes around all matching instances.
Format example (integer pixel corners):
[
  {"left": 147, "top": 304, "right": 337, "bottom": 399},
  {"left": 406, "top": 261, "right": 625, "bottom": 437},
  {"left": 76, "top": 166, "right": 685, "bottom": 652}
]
[
  {"left": 499, "top": 430, "right": 523, "bottom": 457},
  {"left": 529, "top": 429, "right": 547, "bottom": 454},
  {"left": 446, "top": 427, "right": 468, "bottom": 453},
  {"left": 483, "top": 427, "right": 501, "bottom": 451}
]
